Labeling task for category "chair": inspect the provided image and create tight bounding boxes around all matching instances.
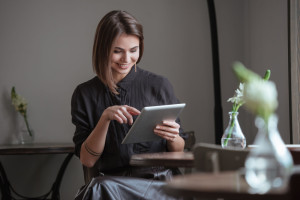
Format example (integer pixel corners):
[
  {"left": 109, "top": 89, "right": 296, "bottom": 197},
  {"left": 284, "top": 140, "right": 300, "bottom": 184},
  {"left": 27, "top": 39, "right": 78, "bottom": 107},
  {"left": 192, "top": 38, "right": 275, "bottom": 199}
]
[
  {"left": 0, "top": 153, "right": 74, "bottom": 200},
  {"left": 182, "top": 131, "right": 196, "bottom": 151},
  {"left": 193, "top": 143, "right": 250, "bottom": 173},
  {"left": 289, "top": 149, "right": 300, "bottom": 165},
  {"left": 290, "top": 165, "right": 300, "bottom": 200},
  {"left": 83, "top": 165, "right": 99, "bottom": 184},
  {"left": 181, "top": 131, "right": 196, "bottom": 174}
]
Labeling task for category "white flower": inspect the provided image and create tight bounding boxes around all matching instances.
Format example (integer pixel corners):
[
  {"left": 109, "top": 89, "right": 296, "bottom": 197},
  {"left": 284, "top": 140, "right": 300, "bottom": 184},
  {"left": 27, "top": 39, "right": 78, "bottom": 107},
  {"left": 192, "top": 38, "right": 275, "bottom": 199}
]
[
  {"left": 12, "top": 94, "right": 27, "bottom": 111},
  {"left": 227, "top": 83, "right": 245, "bottom": 113},
  {"left": 11, "top": 87, "right": 28, "bottom": 117},
  {"left": 228, "top": 83, "right": 244, "bottom": 104},
  {"left": 243, "top": 79, "right": 278, "bottom": 119}
]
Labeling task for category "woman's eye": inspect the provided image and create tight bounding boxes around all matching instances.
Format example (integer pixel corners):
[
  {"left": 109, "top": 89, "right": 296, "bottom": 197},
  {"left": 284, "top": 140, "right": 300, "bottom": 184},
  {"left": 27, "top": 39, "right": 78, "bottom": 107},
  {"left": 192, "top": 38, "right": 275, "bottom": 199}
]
[
  {"left": 113, "top": 50, "right": 121, "bottom": 53},
  {"left": 130, "top": 49, "right": 137, "bottom": 53}
]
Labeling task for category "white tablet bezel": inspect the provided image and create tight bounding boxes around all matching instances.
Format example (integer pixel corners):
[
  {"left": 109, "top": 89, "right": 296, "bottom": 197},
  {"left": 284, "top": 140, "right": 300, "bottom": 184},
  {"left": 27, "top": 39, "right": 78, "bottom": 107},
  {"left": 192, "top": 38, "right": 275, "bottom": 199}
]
[{"left": 121, "top": 103, "right": 186, "bottom": 144}]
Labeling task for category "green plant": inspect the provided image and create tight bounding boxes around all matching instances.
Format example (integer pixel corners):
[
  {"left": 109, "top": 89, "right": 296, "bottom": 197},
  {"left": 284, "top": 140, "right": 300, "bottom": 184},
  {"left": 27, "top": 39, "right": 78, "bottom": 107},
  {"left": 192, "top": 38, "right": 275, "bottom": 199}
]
[
  {"left": 233, "top": 62, "right": 276, "bottom": 123},
  {"left": 223, "top": 62, "right": 272, "bottom": 146},
  {"left": 11, "top": 87, "right": 32, "bottom": 136}
]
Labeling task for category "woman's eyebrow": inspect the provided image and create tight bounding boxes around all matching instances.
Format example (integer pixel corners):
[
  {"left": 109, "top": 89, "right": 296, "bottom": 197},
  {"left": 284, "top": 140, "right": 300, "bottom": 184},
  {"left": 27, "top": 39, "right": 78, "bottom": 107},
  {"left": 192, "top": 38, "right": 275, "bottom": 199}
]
[{"left": 114, "top": 46, "right": 139, "bottom": 50}]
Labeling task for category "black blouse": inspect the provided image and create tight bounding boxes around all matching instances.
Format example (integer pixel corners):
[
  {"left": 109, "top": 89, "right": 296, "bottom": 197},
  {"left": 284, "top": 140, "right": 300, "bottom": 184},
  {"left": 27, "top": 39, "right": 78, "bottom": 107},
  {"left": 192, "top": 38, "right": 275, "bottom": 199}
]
[{"left": 71, "top": 66, "right": 184, "bottom": 172}]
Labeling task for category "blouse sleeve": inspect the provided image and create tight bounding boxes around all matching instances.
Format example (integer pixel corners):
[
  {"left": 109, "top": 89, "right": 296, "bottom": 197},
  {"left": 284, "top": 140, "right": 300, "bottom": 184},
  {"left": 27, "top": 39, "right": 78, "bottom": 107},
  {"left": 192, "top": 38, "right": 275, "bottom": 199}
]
[{"left": 71, "top": 85, "right": 92, "bottom": 157}]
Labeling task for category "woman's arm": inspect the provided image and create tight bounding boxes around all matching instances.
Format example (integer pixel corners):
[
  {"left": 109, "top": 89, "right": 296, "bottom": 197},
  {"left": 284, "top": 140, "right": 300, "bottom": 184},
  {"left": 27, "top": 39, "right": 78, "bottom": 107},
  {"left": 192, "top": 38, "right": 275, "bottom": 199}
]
[
  {"left": 80, "top": 105, "right": 140, "bottom": 167},
  {"left": 154, "top": 120, "right": 185, "bottom": 152},
  {"left": 166, "top": 135, "right": 185, "bottom": 152}
]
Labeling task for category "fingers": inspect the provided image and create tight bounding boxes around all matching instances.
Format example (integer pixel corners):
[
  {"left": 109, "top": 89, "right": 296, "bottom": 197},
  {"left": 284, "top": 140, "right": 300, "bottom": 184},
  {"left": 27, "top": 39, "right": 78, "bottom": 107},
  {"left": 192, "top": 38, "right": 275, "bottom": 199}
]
[
  {"left": 124, "top": 105, "right": 141, "bottom": 116},
  {"left": 106, "top": 105, "right": 140, "bottom": 125},
  {"left": 115, "top": 107, "right": 130, "bottom": 124},
  {"left": 154, "top": 121, "right": 180, "bottom": 141},
  {"left": 162, "top": 120, "right": 180, "bottom": 129}
]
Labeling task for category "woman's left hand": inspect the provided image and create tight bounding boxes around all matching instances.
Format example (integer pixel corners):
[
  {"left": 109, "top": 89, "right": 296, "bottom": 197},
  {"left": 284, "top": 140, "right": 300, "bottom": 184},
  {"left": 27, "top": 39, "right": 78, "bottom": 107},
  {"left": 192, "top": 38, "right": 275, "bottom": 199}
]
[{"left": 154, "top": 120, "right": 180, "bottom": 141}]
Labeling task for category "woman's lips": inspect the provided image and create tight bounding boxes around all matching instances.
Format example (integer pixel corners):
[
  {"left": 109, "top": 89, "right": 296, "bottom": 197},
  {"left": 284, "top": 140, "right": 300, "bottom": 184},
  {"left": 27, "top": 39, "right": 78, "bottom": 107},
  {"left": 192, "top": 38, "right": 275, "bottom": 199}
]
[{"left": 118, "top": 63, "right": 131, "bottom": 69}]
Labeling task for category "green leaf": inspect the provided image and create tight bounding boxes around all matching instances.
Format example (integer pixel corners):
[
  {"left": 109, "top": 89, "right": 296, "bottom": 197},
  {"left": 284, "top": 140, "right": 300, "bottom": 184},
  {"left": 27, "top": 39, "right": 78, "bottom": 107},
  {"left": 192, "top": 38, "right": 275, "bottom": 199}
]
[
  {"left": 232, "top": 62, "right": 261, "bottom": 83},
  {"left": 263, "top": 69, "right": 271, "bottom": 81},
  {"left": 11, "top": 86, "right": 17, "bottom": 100}
]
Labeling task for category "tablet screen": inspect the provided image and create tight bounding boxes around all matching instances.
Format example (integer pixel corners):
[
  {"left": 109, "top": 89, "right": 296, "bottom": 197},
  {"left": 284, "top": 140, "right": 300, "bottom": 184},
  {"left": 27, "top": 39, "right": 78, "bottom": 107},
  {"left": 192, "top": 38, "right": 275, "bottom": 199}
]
[{"left": 121, "top": 103, "right": 186, "bottom": 144}]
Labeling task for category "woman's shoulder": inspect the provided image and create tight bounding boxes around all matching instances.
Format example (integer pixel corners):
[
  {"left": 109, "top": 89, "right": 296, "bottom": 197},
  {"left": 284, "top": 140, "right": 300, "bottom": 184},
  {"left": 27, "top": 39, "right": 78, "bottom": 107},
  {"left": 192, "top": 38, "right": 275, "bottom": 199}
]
[
  {"left": 137, "top": 67, "right": 170, "bottom": 85},
  {"left": 73, "top": 76, "right": 105, "bottom": 97},
  {"left": 77, "top": 76, "right": 101, "bottom": 87}
]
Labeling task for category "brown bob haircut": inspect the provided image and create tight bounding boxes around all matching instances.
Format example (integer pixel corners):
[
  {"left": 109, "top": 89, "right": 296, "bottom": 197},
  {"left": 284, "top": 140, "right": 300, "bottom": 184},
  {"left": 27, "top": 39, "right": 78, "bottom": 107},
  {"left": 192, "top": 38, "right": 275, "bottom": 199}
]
[{"left": 92, "top": 10, "right": 144, "bottom": 94}]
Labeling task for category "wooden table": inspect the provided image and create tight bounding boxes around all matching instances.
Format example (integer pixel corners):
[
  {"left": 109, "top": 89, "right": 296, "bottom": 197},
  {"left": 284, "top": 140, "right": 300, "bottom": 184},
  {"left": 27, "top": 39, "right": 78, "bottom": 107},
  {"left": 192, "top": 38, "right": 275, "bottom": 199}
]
[
  {"left": 0, "top": 143, "right": 74, "bottom": 200},
  {"left": 130, "top": 144, "right": 300, "bottom": 169},
  {"left": 249, "top": 144, "right": 300, "bottom": 164},
  {"left": 0, "top": 143, "right": 74, "bottom": 155},
  {"left": 163, "top": 171, "right": 291, "bottom": 200},
  {"left": 248, "top": 144, "right": 300, "bottom": 151},
  {"left": 130, "top": 151, "right": 194, "bottom": 168}
]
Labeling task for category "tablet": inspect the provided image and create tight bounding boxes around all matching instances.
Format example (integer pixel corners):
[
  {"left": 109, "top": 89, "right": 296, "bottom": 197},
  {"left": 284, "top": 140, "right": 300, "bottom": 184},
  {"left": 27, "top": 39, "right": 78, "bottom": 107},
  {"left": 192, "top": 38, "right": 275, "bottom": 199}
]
[{"left": 121, "top": 103, "right": 186, "bottom": 144}]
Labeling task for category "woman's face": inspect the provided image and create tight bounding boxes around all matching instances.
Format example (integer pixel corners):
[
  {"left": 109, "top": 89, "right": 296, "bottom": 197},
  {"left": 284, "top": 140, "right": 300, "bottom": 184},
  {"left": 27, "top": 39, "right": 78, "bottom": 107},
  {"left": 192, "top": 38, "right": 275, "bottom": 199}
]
[{"left": 110, "top": 33, "right": 140, "bottom": 83}]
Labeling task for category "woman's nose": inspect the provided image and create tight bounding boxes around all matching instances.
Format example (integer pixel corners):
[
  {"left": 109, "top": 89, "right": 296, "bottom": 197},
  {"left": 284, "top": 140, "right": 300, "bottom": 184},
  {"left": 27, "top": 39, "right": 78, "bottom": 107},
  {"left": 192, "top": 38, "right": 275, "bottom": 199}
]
[{"left": 121, "top": 52, "right": 130, "bottom": 62}]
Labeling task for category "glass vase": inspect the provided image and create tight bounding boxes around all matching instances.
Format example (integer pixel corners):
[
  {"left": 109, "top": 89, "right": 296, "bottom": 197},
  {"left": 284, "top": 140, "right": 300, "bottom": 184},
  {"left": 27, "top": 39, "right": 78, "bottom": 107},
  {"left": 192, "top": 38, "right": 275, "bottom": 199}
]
[
  {"left": 19, "top": 128, "right": 34, "bottom": 144},
  {"left": 18, "top": 115, "right": 34, "bottom": 144},
  {"left": 221, "top": 112, "right": 246, "bottom": 149},
  {"left": 245, "top": 115, "right": 294, "bottom": 194}
]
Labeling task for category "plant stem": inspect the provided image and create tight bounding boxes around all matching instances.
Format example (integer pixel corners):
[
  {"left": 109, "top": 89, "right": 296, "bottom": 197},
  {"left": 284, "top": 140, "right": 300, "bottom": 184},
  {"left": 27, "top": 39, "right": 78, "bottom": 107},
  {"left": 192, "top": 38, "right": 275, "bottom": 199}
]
[
  {"left": 23, "top": 115, "right": 32, "bottom": 137},
  {"left": 223, "top": 112, "right": 236, "bottom": 146}
]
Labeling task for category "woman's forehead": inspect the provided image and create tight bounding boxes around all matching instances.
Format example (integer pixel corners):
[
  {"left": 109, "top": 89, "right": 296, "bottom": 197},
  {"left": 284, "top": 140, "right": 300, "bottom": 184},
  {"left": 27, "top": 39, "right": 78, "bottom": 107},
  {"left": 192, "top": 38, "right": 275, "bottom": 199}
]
[{"left": 112, "top": 34, "right": 140, "bottom": 48}]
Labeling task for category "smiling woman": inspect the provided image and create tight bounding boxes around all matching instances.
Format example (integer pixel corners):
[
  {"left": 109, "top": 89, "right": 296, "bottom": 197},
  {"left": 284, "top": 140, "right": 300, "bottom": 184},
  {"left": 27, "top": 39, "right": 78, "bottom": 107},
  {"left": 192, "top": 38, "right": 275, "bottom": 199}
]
[{"left": 71, "top": 10, "right": 186, "bottom": 200}]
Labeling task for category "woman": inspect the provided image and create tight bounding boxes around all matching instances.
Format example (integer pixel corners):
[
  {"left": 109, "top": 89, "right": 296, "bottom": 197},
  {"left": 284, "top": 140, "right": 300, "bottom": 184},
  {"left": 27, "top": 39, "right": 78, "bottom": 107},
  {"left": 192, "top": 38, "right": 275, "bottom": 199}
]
[{"left": 72, "top": 10, "right": 186, "bottom": 200}]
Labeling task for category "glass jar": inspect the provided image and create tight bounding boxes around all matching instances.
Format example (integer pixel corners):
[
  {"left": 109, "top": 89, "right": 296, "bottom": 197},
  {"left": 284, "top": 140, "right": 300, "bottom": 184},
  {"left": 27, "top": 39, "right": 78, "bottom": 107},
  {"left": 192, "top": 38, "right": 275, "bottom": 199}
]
[
  {"left": 245, "top": 115, "right": 294, "bottom": 193},
  {"left": 221, "top": 112, "right": 246, "bottom": 149},
  {"left": 18, "top": 114, "right": 34, "bottom": 144},
  {"left": 19, "top": 128, "right": 34, "bottom": 144}
]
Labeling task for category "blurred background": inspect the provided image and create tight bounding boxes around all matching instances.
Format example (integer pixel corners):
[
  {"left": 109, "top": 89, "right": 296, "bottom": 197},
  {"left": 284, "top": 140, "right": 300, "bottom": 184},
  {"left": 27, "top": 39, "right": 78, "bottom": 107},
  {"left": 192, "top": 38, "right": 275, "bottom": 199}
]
[{"left": 0, "top": 0, "right": 289, "bottom": 199}]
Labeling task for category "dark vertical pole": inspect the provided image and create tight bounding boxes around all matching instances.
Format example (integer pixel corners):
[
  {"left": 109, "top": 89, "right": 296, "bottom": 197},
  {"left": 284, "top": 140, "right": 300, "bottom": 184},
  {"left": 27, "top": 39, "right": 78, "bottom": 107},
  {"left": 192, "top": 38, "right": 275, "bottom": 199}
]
[
  {"left": 288, "top": 0, "right": 293, "bottom": 144},
  {"left": 207, "top": 0, "right": 223, "bottom": 144}
]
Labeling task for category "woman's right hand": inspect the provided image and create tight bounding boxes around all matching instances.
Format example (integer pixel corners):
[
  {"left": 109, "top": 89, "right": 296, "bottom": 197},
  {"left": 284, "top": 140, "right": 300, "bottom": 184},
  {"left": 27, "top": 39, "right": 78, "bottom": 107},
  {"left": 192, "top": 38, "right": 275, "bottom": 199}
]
[{"left": 103, "top": 105, "right": 140, "bottom": 125}]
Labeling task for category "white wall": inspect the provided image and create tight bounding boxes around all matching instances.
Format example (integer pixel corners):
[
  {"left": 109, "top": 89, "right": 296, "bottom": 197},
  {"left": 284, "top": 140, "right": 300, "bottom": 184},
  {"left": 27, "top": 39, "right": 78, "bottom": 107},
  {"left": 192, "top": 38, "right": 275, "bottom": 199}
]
[
  {"left": 244, "top": 0, "right": 289, "bottom": 143},
  {"left": 0, "top": 0, "right": 212, "bottom": 199},
  {"left": 216, "top": 0, "right": 289, "bottom": 144},
  {"left": 0, "top": 0, "right": 289, "bottom": 199}
]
